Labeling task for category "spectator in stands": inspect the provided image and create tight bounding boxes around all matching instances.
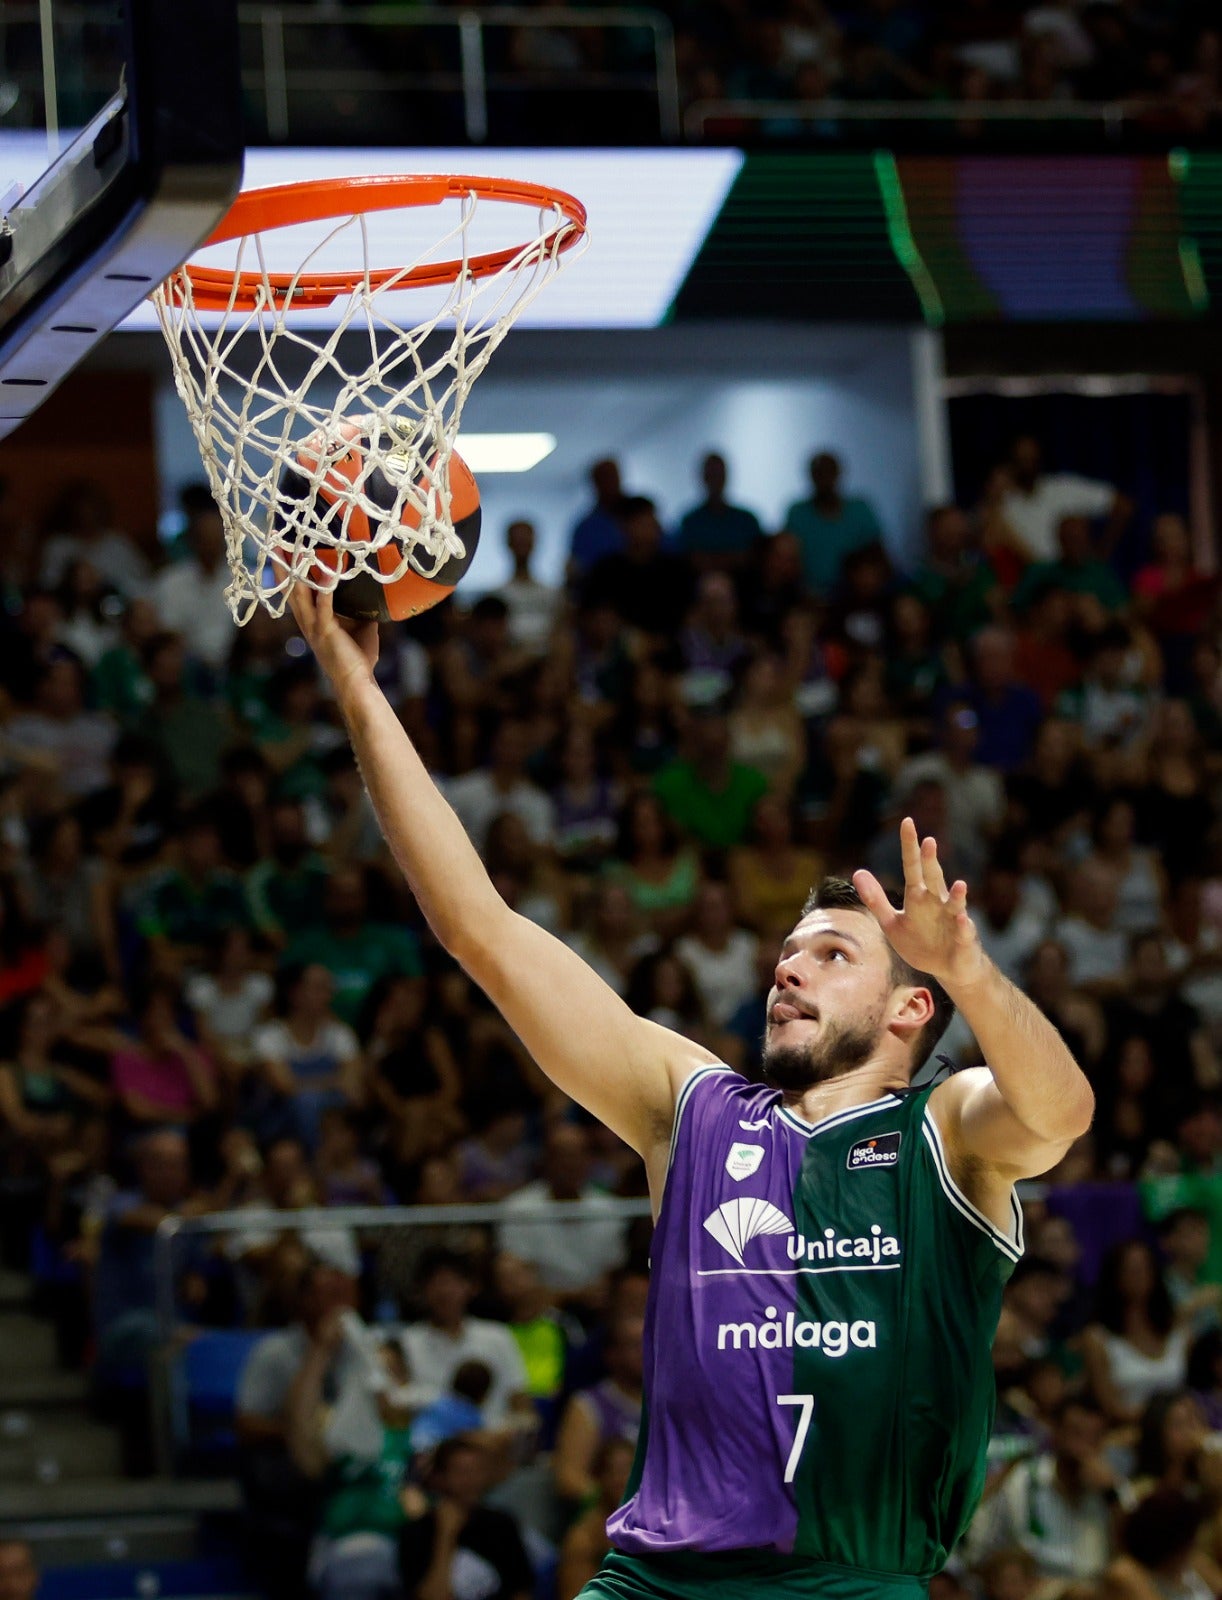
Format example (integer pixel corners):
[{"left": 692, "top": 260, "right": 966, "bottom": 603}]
[
  {"left": 1057, "top": 622, "right": 1154, "bottom": 758},
  {"left": 399, "top": 1250, "right": 532, "bottom": 1428},
  {"left": 1132, "top": 513, "right": 1216, "bottom": 691},
  {"left": 1084, "top": 797, "right": 1167, "bottom": 934},
  {"left": 965, "top": 1395, "right": 1119, "bottom": 1584},
  {"left": 491, "top": 1250, "right": 572, "bottom": 1414},
  {"left": 602, "top": 792, "right": 700, "bottom": 940},
  {"left": 784, "top": 450, "right": 883, "bottom": 595},
  {"left": 137, "top": 807, "right": 249, "bottom": 977},
  {"left": 557, "top": 1437, "right": 636, "bottom": 1600},
  {"left": 365, "top": 974, "right": 465, "bottom": 1187},
  {"left": 910, "top": 503, "right": 1001, "bottom": 644},
  {"left": 1136, "top": 700, "right": 1215, "bottom": 887},
  {"left": 956, "top": 627, "right": 1044, "bottom": 774},
  {"left": 252, "top": 964, "right": 365, "bottom": 1153},
  {"left": 550, "top": 723, "right": 621, "bottom": 875},
  {"left": 1104, "top": 1490, "right": 1218, "bottom": 1600},
  {"left": 1014, "top": 513, "right": 1129, "bottom": 617},
  {"left": 110, "top": 979, "right": 218, "bottom": 1130},
  {"left": 284, "top": 867, "right": 422, "bottom": 1029},
  {"left": 1082, "top": 1239, "right": 1194, "bottom": 1426},
  {"left": 895, "top": 698, "right": 1005, "bottom": 882},
  {"left": 1104, "top": 932, "right": 1216, "bottom": 1123},
  {"left": 92, "top": 1129, "right": 204, "bottom": 1403},
  {"left": 286, "top": 1313, "right": 415, "bottom": 1600},
  {"left": 552, "top": 1313, "right": 643, "bottom": 1508},
  {"left": 137, "top": 631, "right": 233, "bottom": 800},
  {"left": 998, "top": 435, "right": 1132, "bottom": 563},
  {"left": 0, "top": 1539, "right": 38, "bottom": 1600},
  {"left": 6, "top": 657, "right": 116, "bottom": 800},
  {"left": 654, "top": 703, "right": 769, "bottom": 851},
  {"left": 445, "top": 718, "right": 556, "bottom": 855},
  {"left": 728, "top": 794, "right": 824, "bottom": 944},
  {"left": 246, "top": 796, "right": 331, "bottom": 949},
  {"left": 675, "top": 879, "right": 759, "bottom": 1027},
  {"left": 150, "top": 486, "right": 232, "bottom": 671},
  {"left": 39, "top": 480, "right": 150, "bottom": 598},
  {"left": 494, "top": 519, "right": 561, "bottom": 658},
  {"left": 972, "top": 856, "right": 1050, "bottom": 985},
  {"left": 16, "top": 810, "right": 114, "bottom": 980},
  {"left": 1006, "top": 716, "right": 1096, "bottom": 851},
  {"left": 567, "top": 458, "right": 626, "bottom": 580},
  {"left": 564, "top": 881, "right": 657, "bottom": 998},
  {"left": 1053, "top": 861, "right": 1129, "bottom": 996},
  {"left": 1011, "top": 580, "right": 1082, "bottom": 710},
  {"left": 55, "top": 559, "right": 118, "bottom": 669},
  {"left": 1159, "top": 1210, "right": 1218, "bottom": 1334},
  {"left": 728, "top": 650, "right": 806, "bottom": 800},
  {"left": 1025, "top": 938, "right": 1106, "bottom": 1072},
  {"left": 434, "top": 597, "right": 534, "bottom": 772},
  {"left": 498, "top": 1125, "right": 627, "bottom": 1304},
  {"left": 675, "top": 452, "right": 762, "bottom": 574},
  {"left": 398, "top": 1436, "right": 534, "bottom": 1600},
  {"left": 586, "top": 496, "right": 695, "bottom": 640},
  {"left": 236, "top": 1256, "right": 361, "bottom": 1596},
  {"left": 0, "top": 990, "right": 112, "bottom": 1163},
  {"left": 680, "top": 571, "right": 751, "bottom": 696}
]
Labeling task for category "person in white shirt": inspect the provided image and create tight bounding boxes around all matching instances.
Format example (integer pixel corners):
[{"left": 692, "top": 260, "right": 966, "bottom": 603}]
[
  {"left": 1053, "top": 860, "right": 1129, "bottom": 995},
  {"left": 498, "top": 1125, "right": 627, "bottom": 1301},
  {"left": 444, "top": 719, "right": 555, "bottom": 853},
  {"left": 398, "top": 1249, "right": 531, "bottom": 1427},
  {"left": 494, "top": 520, "right": 562, "bottom": 658},
  {"left": 150, "top": 490, "right": 233, "bottom": 670},
  {"left": 675, "top": 880, "right": 759, "bottom": 1028},
  {"left": 965, "top": 1396, "right": 1120, "bottom": 1583},
  {"left": 975, "top": 858, "right": 1051, "bottom": 984},
  {"left": 1000, "top": 435, "right": 1132, "bottom": 562}
]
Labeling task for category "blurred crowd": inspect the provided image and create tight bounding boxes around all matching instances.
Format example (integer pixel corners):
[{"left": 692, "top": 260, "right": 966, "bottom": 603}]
[
  {"left": 672, "top": 0, "right": 1222, "bottom": 138},
  {"left": 0, "top": 428, "right": 1221, "bottom": 1600}
]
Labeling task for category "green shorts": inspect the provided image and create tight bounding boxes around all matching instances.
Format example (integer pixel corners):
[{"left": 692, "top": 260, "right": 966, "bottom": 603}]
[{"left": 580, "top": 1550, "right": 929, "bottom": 1600}]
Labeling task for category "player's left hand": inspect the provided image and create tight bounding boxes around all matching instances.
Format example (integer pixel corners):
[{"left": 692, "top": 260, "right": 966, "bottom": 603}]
[{"left": 853, "top": 817, "right": 988, "bottom": 990}]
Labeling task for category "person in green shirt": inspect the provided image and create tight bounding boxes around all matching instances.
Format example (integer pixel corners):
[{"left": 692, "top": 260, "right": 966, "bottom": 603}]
[
  {"left": 284, "top": 866, "right": 422, "bottom": 1027},
  {"left": 90, "top": 596, "right": 160, "bottom": 722},
  {"left": 783, "top": 450, "right": 883, "bottom": 596},
  {"left": 652, "top": 707, "right": 768, "bottom": 852},
  {"left": 138, "top": 809, "right": 250, "bottom": 974},
  {"left": 247, "top": 796, "right": 331, "bottom": 947},
  {"left": 1012, "top": 514, "right": 1129, "bottom": 616}
]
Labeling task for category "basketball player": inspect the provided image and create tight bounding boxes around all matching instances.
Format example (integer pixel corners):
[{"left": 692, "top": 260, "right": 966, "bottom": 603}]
[{"left": 287, "top": 584, "right": 1094, "bottom": 1599}]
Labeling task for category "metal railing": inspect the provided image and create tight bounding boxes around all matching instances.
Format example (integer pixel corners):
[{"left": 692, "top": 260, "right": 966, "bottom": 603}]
[
  {"left": 683, "top": 95, "right": 1211, "bottom": 142},
  {"left": 152, "top": 1197, "right": 653, "bottom": 1473},
  {"left": 240, "top": 4, "right": 680, "bottom": 144}
]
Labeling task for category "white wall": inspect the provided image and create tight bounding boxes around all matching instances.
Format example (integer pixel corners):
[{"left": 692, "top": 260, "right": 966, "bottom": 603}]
[{"left": 152, "top": 323, "right": 933, "bottom": 595}]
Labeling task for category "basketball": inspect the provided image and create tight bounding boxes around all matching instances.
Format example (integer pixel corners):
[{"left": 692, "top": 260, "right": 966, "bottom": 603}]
[{"left": 277, "top": 418, "right": 481, "bottom": 622}]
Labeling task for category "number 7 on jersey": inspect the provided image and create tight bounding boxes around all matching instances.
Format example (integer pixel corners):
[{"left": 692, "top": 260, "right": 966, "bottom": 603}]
[{"left": 776, "top": 1393, "right": 815, "bottom": 1483}]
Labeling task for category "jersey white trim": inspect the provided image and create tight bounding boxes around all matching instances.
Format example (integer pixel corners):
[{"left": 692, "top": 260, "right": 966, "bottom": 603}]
[
  {"left": 921, "top": 1111, "right": 1023, "bottom": 1263},
  {"left": 666, "top": 1064, "right": 732, "bottom": 1174},
  {"left": 777, "top": 1092, "right": 903, "bottom": 1139}
]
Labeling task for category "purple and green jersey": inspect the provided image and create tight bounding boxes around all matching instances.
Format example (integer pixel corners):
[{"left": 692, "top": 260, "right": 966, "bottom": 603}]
[{"left": 606, "top": 1067, "right": 1022, "bottom": 1583}]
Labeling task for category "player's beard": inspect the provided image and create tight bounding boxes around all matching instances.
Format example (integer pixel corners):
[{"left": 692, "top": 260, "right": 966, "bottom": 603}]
[{"left": 762, "top": 1004, "right": 888, "bottom": 1092}]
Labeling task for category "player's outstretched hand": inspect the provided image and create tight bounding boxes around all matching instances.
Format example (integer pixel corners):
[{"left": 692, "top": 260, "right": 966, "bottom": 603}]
[
  {"left": 852, "top": 817, "right": 987, "bottom": 991},
  {"left": 278, "top": 563, "right": 380, "bottom": 697}
]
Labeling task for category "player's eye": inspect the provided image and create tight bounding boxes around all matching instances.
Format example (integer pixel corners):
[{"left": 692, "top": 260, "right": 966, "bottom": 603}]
[{"left": 825, "top": 947, "right": 848, "bottom": 962}]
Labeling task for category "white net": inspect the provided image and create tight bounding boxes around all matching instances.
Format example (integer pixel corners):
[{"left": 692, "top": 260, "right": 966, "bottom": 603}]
[{"left": 153, "top": 186, "right": 585, "bottom": 623}]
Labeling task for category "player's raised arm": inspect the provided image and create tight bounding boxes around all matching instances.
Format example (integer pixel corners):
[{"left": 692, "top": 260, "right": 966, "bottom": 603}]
[
  {"left": 854, "top": 817, "right": 1095, "bottom": 1181},
  {"left": 286, "top": 581, "right": 710, "bottom": 1165}
]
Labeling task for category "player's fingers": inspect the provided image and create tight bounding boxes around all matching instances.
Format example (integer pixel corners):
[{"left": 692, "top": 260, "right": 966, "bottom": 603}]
[
  {"left": 921, "top": 836, "right": 949, "bottom": 900},
  {"left": 853, "top": 868, "right": 898, "bottom": 926},
  {"left": 899, "top": 817, "right": 923, "bottom": 892}
]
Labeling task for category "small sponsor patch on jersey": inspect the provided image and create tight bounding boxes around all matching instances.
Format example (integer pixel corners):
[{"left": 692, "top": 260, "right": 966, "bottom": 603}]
[
  {"left": 846, "top": 1131, "right": 901, "bottom": 1170},
  {"left": 725, "top": 1142, "right": 766, "bottom": 1181}
]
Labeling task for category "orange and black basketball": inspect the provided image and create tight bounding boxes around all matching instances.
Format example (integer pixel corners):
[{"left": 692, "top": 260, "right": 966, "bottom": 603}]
[{"left": 277, "top": 419, "right": 481, "bottom": 622}]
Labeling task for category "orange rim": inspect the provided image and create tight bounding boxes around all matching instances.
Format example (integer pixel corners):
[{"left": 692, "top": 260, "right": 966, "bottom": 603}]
[{"left": 170, "top": 174, "right": 588, "bottom": 312}]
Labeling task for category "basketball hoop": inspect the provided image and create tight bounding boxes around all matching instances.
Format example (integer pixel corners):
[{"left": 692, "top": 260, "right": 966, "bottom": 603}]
[{"left": 153, "top": 174, "right": 588, "bottom": 624}]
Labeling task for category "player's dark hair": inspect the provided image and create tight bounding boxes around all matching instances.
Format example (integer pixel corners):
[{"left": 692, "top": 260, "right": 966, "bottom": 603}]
[
  {"left": 1121, "top": 1490, "right": 1202, "bottom": 1568},
  {"left": 1135, "top": 1389, "right": 1198, "bottom": 1481},
  {"left": 1092, "top": 1239, "right": 1174, "bottom": 1338},
  {"left": 799, "top": 878, "right": 955, "bottom": 1074},
  {"left": 416, "top": 1247, "right": 477, "bottom": 1288}
]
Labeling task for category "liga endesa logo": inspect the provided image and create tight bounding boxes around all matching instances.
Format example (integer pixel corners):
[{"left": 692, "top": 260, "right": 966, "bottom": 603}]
[{"left": 846, "top": 1131, "right": 901, "bottom": 1171}]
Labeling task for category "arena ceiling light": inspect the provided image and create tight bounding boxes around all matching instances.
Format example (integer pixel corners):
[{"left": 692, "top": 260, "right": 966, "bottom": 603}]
[{"left": 454, "top": 432, "right": 556, "bottom": 473}]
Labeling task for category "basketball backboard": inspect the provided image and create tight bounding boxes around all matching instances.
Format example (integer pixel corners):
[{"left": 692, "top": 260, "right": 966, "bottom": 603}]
[{"left": 0, "top": 0, "right": 244, "bottom": 438}]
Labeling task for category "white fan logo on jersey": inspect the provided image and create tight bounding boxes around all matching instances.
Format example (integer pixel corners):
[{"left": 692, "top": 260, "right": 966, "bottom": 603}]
[{"left": 703, "top": 1197, "right": 792, "bottom": 1265}]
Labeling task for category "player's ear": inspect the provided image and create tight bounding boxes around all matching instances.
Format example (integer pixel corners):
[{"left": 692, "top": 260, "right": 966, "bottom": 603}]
[{"left": 889, "top": 984, "right": 934, "bottom": 1036}]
